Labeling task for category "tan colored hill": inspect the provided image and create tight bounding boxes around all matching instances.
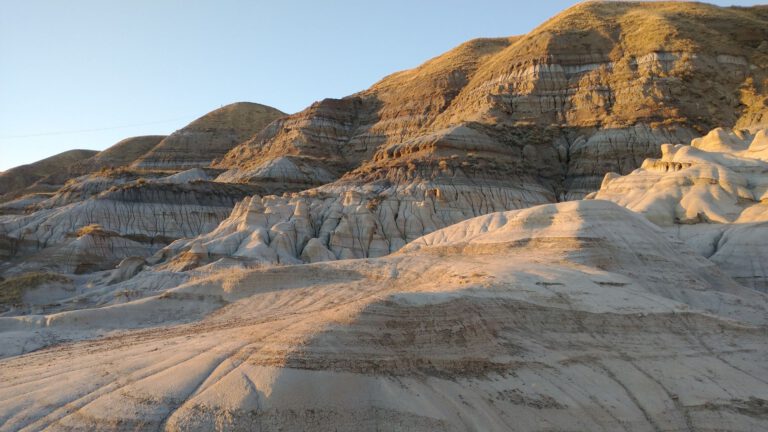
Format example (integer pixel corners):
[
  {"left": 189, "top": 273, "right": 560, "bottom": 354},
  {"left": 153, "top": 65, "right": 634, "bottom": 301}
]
[
  {"left": 217, "top": 1, "right": 768, "bottom": 201},
  {"left": 79, "top": 135, "right": 165, "bottom": 171},
  {"left": 132, "top": 102, "right": 286, "bottom": 170},
  {"left": 2, "top": 4, "right": 768, "bottom": 430},
  {"left": 0, "top": 136, "right": 164, "bottom": 208},
  {"left": 0, "top": 149, "right": 98, "bottom": 201}
]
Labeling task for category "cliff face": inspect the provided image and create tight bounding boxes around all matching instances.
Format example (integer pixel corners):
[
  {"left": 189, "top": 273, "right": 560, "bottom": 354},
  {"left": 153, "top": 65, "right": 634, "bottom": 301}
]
[
  {"left": 2, "top": 3, "right": 768, "bottom": 430},
  {"left": 154, "top": 2, "right": 768, "bottom": 271},
  {"left": 215, "top": 2, "right": 768, "bottom": 200},
  {"left": 0, "top": 176, "right": 272, "bottom": 278}
]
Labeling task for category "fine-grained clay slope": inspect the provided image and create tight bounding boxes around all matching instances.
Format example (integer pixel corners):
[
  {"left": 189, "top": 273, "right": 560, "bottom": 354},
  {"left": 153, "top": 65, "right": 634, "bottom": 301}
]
[
  {"left": 591, "top": 127, "right": 768, "bottom": 291},
  {"left": 0, "top": 180, "right": 268, "bottom": 274},
  {"left": 79, "top": 135, "right": 166, "bottom": 171},
  {"left": 0, "top": 200, "right": 766, "bottom": 431}
]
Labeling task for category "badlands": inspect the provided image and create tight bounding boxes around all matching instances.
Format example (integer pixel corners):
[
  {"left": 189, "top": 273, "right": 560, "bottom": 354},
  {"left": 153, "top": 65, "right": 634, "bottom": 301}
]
[{"left": 1, "top": 1, "right": 768, "bottom": 431}]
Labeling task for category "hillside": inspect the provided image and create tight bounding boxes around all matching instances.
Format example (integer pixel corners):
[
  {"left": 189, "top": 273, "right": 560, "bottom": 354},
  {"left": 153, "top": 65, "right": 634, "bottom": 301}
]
[
  {"left": 1, "top": 3, "right": 768, "bottom": 430},
  {"left": 132, "top": 102, "right": 286, "bottom": 170},
  {"left": 0, "top": 149, "right": 98, "bottom": 201},
  {"left": 216, "top": 1, "right": 768, "bottom": 200}
]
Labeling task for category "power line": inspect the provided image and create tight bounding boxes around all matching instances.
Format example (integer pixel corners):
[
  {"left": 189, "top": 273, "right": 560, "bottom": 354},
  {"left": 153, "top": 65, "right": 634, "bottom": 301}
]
[{"left": 0, "top": 115, "right": 195, "bottom": 140}]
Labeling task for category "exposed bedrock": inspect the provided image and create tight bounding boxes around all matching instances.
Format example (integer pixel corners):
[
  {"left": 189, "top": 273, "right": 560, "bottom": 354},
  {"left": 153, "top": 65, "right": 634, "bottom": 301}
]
[
  {"left": 592, "top": 127, "right": 768, "bottom": 292},
  {"left": 0, "top": 181, "right": 267, "bottom": 266},
  {"left": 215, "top": 3, "right": 768, "bottom": 198},
  {"left": 159, "top": 178, "right": 554, "bottom": 269},
  {"left": 1, "top": 201, "right": 767, "bottom": 430}
]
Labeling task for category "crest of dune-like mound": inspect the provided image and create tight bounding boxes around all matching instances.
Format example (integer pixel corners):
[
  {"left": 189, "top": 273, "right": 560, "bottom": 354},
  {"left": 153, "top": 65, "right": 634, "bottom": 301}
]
[
  {"left": 0, "top": 136, "right": 164, "bottom": 210},
  {"left": 79, "top": 135, "right": 166, "bottom": 171},
  {"left": 132, "top": 102, "right": 286, "bottom": 170}
]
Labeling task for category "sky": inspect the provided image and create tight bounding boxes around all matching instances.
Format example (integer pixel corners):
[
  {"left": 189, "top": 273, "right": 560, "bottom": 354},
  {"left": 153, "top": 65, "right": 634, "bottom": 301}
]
[{"left": 0, "top": 0, "right": 763, "bottom": 171}]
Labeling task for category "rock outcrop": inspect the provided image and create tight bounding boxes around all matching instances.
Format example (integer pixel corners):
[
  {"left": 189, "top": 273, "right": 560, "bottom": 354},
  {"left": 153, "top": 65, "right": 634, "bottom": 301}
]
[
  {"left": 1, "top": 3, "right": 768, "bottom": 429},
  {"left": 158, "top": 174, "right": 553, "bottom": 269},
  {"left": 132, "top": 102, "right": 286, "bottom": 170},
  {"left": 591, "top": 127, "right": 768, "bottom": 292},
  {"left": 215, "top": 2, "right": 768, "bottom": 199},
  {"left": 0, "top": 179, "right": 269, "bottom": 276},
  {"left": 3, "top": 2, "right": 767, "bottom": 280},
  {"left": 1, "top": 201, "right": 766, "bottom": 430}
]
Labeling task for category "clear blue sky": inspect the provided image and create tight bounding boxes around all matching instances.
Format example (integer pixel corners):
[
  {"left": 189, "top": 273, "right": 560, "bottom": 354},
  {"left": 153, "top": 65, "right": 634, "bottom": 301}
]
[{"left": 0, "top": 0, "right": 762, "bottom": 171}]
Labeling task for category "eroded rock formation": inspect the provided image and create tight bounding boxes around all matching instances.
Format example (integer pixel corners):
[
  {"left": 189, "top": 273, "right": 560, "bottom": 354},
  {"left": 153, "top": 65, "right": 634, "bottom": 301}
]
[
  {"left": 1, "top": 3, "right": 768, "bottom": 430},
  {"left": 592, "top": 127, "right": 768, "bottom": 291},
  {"left": 1, "top": 201, "right": 766, "bottom": 430},
  {"left": 0, "top": 149, "right": 98, "bottom": 203},
  {"left": 215, "top": 2, "right": 768, "bottom": 200}
]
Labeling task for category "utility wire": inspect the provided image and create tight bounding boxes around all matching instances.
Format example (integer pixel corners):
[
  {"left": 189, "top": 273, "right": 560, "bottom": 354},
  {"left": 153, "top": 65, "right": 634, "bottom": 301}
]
[{"left": 0, "top": 115, "right": 195, "bottom": 140}]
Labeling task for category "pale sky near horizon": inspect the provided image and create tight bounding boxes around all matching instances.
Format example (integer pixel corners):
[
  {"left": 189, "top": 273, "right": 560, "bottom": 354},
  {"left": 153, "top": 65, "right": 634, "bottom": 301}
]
[{"left": 0, "top": 1, "right": 763, "bottom": 171}]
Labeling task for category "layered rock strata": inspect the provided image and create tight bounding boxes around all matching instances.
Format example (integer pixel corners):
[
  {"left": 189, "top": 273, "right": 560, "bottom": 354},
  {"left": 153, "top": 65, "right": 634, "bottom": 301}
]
[
  {"left": 132, "top": 102, "right": 285, "bottom": 170},
  {"left": 1, "top": 201, "right": 766, "bottom": 430},
  {"left": 0, "top": 180, "right": 268, "bottom": 274},
  {"left": 0, "top": 150, "right": 98, "bottom": 202},
  {"left": 215, "top": 2, "right": 768, "bottom": 199}
]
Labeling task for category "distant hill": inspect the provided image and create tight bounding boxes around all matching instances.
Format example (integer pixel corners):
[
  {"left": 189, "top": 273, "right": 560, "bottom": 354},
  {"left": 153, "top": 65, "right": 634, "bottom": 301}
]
[{"left": 131, "top": 102, "right": 286, "bottom": 170}]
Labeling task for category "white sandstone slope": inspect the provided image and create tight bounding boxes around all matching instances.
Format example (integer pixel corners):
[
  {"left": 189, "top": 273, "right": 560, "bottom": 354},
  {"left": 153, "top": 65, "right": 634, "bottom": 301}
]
[
  {"left": 0, "top": 175, "right": 269, "bottom": 276},
  {"left": 591, "top": 127, "right": 768, "bottom": 291},
  {"left": 156, "top": 175, "right": 552, "bottom": 270},
  {"left": 1, "top": 200, "right": 766, "bottom": 431}
]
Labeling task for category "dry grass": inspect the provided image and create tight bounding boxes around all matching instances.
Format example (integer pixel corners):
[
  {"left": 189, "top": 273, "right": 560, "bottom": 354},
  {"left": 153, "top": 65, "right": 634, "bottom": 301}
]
[
  {"left": 0, "top": 272, "right": 71, "bottom": 306},
  {"left": 75, "top": 224, "right": 118, "bottom": 238}
]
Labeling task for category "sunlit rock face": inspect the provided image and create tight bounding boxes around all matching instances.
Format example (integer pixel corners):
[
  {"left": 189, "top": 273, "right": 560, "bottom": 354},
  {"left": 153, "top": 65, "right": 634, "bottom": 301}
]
[
  {"left": 592, "top": 127, "right": 768, "bottom": 292},
  {"left": 3, "top": 2, "right": 767, "bottom": 280},
  {"left": 215, "top": 2, "right": 768, "bottom": 199},
  {"left": 1, "top": 3, "right": 768, "bottom": 430}
]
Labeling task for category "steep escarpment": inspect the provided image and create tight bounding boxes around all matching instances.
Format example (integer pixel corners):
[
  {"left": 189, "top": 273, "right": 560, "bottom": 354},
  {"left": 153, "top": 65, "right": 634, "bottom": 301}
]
[
  {"left": 132, "top": 102, "right": 286, "bottom": 170},
  {"left": 216, "top": 2, "right": 768, "bottom": 201},
  {"left": 3, "top": 2, "right": 767, "bottom": 279},
  {"left": 148, "top": 2, "right": 768, "bottom": 271},
  {"left": 215, "top": 38, "right": 517, "bottom": 183},
  {"left": 1, "top": 3, "right": 768, "bottom": 427}
]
